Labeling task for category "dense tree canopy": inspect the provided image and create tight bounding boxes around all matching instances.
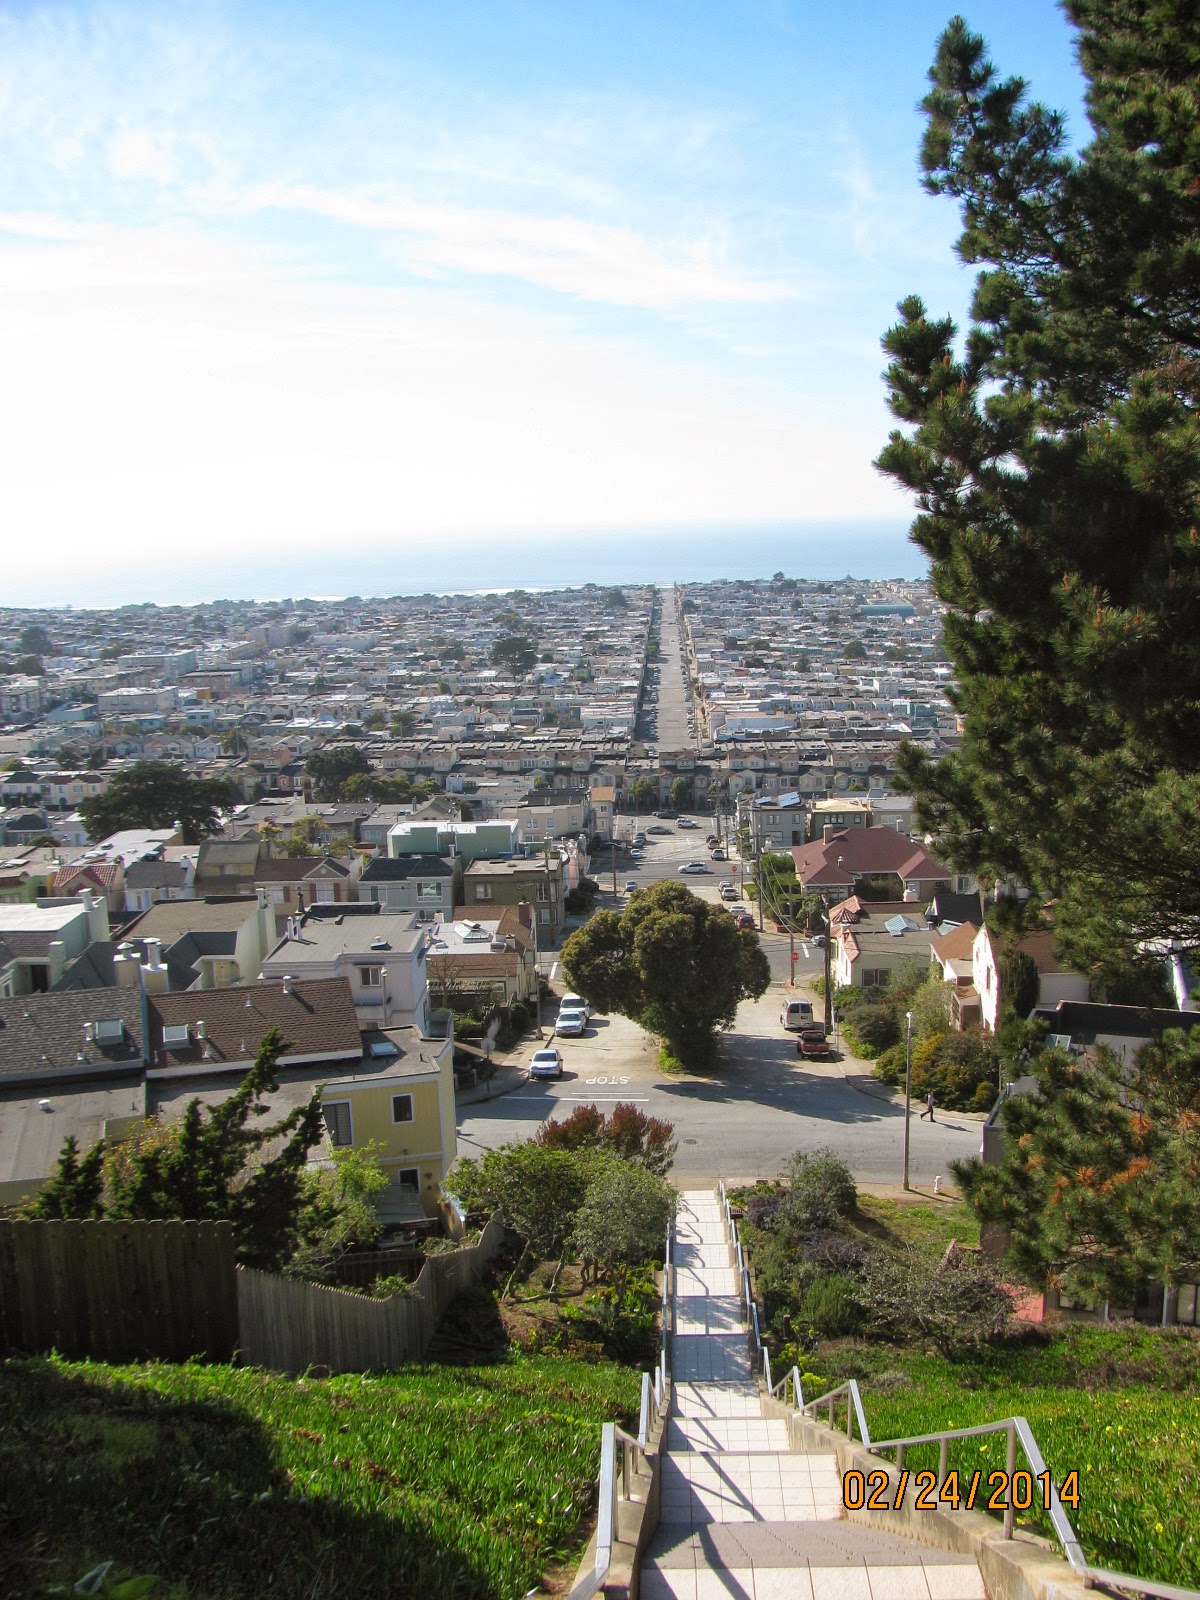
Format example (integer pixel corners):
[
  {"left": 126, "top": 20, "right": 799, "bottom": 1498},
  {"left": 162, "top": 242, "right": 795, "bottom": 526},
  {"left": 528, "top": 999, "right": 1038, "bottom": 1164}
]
[
  {"left": 953, "top": 1028, "right": 1200, "bottom": 1307},
  {"left": 78, "top": 761, "right": 239, "bottom": 844},
  {"left": 878, "top": 4, "right": 1200, "bottom": 964},
  {"left": 489, "top": 634, "right": 537, "bottom": 675},
  {"left": 305, "top": 744, "right": 371, "bottom": 800},
  {"left": 561, "top": 879, "right": 770, "bottom": 1069}
]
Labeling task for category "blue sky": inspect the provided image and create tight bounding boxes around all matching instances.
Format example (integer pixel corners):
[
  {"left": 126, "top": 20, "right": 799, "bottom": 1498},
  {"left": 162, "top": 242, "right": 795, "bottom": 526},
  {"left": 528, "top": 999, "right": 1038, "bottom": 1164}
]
[{"left": 0, "top": 1, "right": 1087, "bottom": 603}]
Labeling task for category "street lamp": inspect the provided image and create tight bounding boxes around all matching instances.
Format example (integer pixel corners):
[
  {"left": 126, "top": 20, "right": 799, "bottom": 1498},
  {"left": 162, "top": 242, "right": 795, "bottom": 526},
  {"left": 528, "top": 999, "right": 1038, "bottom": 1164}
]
[{"left": 903, "top": 1009, "right": 913, "bottom": 1191}]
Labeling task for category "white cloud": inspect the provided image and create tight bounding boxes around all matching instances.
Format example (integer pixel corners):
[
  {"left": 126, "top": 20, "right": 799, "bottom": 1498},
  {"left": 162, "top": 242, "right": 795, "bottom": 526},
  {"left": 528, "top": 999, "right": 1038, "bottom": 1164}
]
[
  {"left": 232, "top": 182, "right": 795, "bottom": 310},
  {"left": 0, "top": 219, "right": 898, "bottom": 594},
  {"left": 108, "top": 125, "right": 176, "bottom": 184}
]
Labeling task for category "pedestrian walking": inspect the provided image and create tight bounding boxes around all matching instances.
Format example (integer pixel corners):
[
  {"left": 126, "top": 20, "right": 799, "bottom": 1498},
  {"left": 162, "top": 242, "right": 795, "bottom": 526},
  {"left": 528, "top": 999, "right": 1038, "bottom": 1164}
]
[{"left": 920, "top": 1091, "right": 936, "bottom": 1122}]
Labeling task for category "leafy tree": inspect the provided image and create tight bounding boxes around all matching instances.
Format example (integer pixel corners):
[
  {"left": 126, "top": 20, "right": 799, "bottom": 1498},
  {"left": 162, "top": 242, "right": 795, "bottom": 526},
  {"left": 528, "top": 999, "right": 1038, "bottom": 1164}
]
[
  {"left": 78, "top": 761, "right": 238, "bottom": 844},
  {"left": 669, "top": 777, "right": 690, "bottom": 810},
  {"left": 447, "top": 1142, "right": 590, "bottom": 1293},
  {"left": 953, "top": 1030, "right": 1200, "bottom": 1306},
  {"left": 561, "top": 879, "right": 771, "bottom": 1070},
  {"left": 305, "top": 745, "right": 370, "bottom": 800},
  {"left": 390, "top": 711, "right": 416, "bottom": 737},
  {"left": 19, "top": 624, "right": 51, "bottom": 656},
  {"left": 535, "top": 1102, "right": 677, "bottom": 1175},
  {"left": 572, "top": 1161, "right": 673, "bottom": 1287},
  {"left": 843, "top": 640, "right": 867, "bottom": 661},
  {"left": 627, "top": 776, "right": 654, "bottom": 812},
  {"left": 877, "top": 7, "right": 1200, "bottom": 964},
  {"left": 490, "top": 635, "right": 537, "bottom": 675}
]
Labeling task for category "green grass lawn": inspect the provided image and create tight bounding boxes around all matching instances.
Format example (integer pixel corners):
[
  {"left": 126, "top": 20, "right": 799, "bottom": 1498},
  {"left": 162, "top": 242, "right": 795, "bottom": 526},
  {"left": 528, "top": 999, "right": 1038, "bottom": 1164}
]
[
  {"left": 0, "top": 1352, "right": 641, "bottom": 1600},
  {"left": 812, "top": 1318, "right": 1200, "bottom": 1584}
]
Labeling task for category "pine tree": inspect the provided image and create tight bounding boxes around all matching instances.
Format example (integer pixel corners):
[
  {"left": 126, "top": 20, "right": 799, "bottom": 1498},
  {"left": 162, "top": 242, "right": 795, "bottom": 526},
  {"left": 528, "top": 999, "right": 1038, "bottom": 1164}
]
[
  {"left": 878, "top": 4, "right": 1200, "bottom": 964},
  {"left": 23, "top": 1135, "right": 105, "bottom": 1219}
]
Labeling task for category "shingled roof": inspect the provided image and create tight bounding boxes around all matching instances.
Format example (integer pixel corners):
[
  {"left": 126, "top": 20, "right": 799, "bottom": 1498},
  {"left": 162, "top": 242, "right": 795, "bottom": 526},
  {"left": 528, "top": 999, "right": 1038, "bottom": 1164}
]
[
  {"left": 147, "top": 976, "right": 363, "bottom": 1073},
  {"left": 0, "top": 989, "right": 146, "bottom": 1086}
]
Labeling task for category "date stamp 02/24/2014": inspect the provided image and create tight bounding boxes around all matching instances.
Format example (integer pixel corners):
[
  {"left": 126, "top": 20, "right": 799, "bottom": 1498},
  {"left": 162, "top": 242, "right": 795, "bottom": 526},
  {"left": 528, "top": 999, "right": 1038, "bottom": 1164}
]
[{"left": 843, "top": 1468, "right": 1082, "bottom": 1516}]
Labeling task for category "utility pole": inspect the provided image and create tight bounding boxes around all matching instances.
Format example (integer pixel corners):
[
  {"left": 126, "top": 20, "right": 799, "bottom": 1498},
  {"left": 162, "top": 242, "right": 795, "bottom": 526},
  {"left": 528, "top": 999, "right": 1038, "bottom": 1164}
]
[
  {"left": 823, "top": 895, "right": 833, "bottom": 1037},
  {"left": 611, "top": 841, "right": 617, "bottom": 898}
]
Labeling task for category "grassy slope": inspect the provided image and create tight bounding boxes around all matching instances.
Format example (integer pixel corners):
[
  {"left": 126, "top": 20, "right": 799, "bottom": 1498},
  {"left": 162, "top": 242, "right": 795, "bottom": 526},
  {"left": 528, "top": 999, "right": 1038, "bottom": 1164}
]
[
  {"left": 0, "top": 1352, "right": 640, "bottom": 1600},
  {"left": 740, "top": 1195, "right": 1198, "bottom": 1586},
  {"left": 813, "top": 1327, "right": 1200, "bottom": 1586}
]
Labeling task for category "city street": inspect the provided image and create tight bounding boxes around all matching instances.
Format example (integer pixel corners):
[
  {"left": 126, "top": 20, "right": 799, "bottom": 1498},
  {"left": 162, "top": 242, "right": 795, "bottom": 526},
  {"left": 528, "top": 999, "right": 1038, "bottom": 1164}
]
[{"left": 456, "top": 954, "right": 983, "bottom": 1187}]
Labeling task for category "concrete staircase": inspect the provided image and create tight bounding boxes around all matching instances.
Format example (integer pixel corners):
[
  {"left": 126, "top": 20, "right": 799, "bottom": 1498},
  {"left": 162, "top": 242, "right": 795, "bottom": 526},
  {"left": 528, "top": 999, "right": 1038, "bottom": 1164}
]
[{"left": 638, "top": 1190, "right": 987, "bottom": 1599}]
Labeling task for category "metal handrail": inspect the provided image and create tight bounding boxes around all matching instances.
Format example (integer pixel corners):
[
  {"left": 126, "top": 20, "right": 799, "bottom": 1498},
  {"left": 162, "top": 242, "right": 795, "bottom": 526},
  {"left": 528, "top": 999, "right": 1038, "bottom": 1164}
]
[
  {"left": 789, "top": 1379, "right": 1199, "bottom": 1600},
  {"left": 565, "top": 1227, "right": 676, "bottom": 1600}
]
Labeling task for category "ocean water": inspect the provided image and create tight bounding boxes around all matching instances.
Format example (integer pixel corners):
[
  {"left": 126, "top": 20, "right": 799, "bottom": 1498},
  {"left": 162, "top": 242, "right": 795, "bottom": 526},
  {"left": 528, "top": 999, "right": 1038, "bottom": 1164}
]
[{"left": 49, "top": 519, "right": 927, "bottom": 610}]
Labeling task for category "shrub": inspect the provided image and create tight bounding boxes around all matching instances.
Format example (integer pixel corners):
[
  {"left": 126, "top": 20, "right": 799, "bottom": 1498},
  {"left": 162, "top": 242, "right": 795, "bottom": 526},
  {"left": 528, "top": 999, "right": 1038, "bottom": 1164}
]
[
  {"left": 796, "top": 1272, "right": 860, "bottom": 1339},
  {"left": 855, "top": 1245, "right": 1013, "bottom": 1355},
  {"left": 507, "top": 1000, "right": 530, "bottom": 1033},
  {"left": 843, "top": 1002, "right": 900, "bottom": 1056},
  {"left": 912, "top": 1030, "right": 999, "bottom": 1112},
  {"left": 775, "top": 1147, "right": 857, "bottom": 1239}
]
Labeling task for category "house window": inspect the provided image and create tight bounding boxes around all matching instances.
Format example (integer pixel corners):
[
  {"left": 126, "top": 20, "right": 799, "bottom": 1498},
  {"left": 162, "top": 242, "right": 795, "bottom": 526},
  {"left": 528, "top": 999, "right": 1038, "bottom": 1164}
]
[
  {"left": 416, "top": 882, "right": 441, "bottom": 902},
  {"left": 539, "top": 908, "right": 550, "bottom": 926},
  {"left": 392, "top": 1093, "right": 414, "bottom": 1124},
  {"left": 536, "top": 883, "right": 549, "bottom": 901},
  {"left": 358, "top": 965, "right": 382, "bottom": 987},
  {"left": 395, "top": 1166, "right": 420, "bottom": 1191},
  {"left": 861, "top": 968, "right": 888, "bottom": 988},
  {"left": 268, "top": 886, "right": 287, "bottom": 904},
  {"left": 314, "top": 882, "right": 337, "bottom": 902},
  {"left": 323, "top": 1101, "right": 353, "bottom": 1147},
  {"left": 475, "top": 884, "right": 493, "bottom": 901}
]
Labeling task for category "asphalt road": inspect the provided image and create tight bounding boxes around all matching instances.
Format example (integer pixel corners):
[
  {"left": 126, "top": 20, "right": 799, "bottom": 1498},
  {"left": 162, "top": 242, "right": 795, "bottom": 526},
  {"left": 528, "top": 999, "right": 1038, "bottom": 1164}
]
[{"left": 456, "top": 960, "right": 984, "bottom": 1188}]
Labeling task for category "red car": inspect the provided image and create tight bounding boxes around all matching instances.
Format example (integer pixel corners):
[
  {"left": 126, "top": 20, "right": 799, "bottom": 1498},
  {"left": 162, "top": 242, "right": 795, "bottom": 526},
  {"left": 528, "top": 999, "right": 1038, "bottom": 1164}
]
[{"left": 797, "top": 1028, "right": 831, "bottom": 1058}]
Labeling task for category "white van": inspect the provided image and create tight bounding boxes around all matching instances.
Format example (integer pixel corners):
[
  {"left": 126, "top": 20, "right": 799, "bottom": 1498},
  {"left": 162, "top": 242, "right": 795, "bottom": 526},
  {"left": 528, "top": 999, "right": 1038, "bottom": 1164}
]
[{"left": 780, "top": 998, "right": 814, "bottom": 1031}]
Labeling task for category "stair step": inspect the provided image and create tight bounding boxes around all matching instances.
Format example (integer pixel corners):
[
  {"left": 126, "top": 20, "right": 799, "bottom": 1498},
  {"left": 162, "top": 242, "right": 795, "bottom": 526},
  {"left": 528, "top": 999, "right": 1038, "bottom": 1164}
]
[{"left": 641, "top": 1521, "right": 987, "bottom": 1598}]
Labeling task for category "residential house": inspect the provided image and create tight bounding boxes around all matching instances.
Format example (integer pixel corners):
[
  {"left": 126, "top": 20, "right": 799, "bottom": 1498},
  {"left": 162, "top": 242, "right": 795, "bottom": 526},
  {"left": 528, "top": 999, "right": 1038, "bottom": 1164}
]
[
  {"left": 52, "top": 859, "right": 125, "bottom": 917},
  {"left": 194, "top": 838, "right": 261, "bottom": 897},
  {"left": 423, "top": 904, "right": 538, "bottom": 1010},
  {"left": 790, "top": 828, "right": 952, "bottom": 903},
  {"left": 260, "top": 905, "right": 431, "bottom": 1033},
  {"left": 830, "top": 898, "right": 933, "bottom": 990},
  {"left": 254, "top": 854, "right": 364, "bottom": 935},
  {"left": 124, "top": 893, "right": 276, "bottom": 991},
  {"left": 461, "top": 854, "right": 566, "bottom": 945},
  {"left": 0, "top": 893, "right": 110, "bottom": 996},
  {"left": 589, "top": 784, "right": 616, "bottom": 842},
  {"left": 972, "top": 927, "right": 1090, "bottom": 1034},
  {"left": 123, "top": 852, "right": 197, "bottom": 914},
  {"left": 358, "top": 854, "right": 460, "bottom": 922}
]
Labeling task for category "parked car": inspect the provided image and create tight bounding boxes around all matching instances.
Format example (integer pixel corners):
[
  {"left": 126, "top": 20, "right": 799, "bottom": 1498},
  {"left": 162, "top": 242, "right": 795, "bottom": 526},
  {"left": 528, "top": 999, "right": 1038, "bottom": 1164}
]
[
  {"left": 560, "top": 992, "right": 590, "bottom": 1019},
  {"left": 809, "top": 932, "right": 825, "bottom": 947},
  {"left": 555, "top": 1008, "right": 588, "bottom": 1037},
  {"left": 677, "top": 818, "right": 699, "bottom": 829},
  {"left": 734, "top": 912, "right": 755, "bottom": 929},
  {"left": 720, "top": 885, "right": 739, "bottom": 901},
  {"left": 710, "top": 848, "right": 727, "bottom": 861},
  {"left": 529, "top": 1048, "right": 564, "bottom": 1079},
  {"left": 797, "top": 1028, "right": 831, "bottom": 1058},
  {"left": 705, "top": 834, "right": 720, "bottom": 846},
  {"left": 623, "top": 879, "right": 639, "bottom": 893},
  {"left": 633, "top": 832, "right": 647, "bottom": 846},
  {"left": 646, "top": 824, "right": 672, "bottom": 835},
  {"left": 678, "top": 861, "right": 710, "bottom": 874},
  {"left": 781, "top": 998, "right": 815, "bottom": 1031},
  {"left": 653, "top": 809, "right": 678, "bottom": 819}
]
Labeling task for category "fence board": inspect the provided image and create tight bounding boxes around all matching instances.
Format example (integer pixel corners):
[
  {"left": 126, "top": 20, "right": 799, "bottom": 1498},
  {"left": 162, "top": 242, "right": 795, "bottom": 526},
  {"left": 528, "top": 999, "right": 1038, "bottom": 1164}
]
[
  {"left": 0, "top": 1219, "right": 237, "bottom": 1363},
  {"left": 237, "top": 1214, "right": 504, "bottom": 1375}
]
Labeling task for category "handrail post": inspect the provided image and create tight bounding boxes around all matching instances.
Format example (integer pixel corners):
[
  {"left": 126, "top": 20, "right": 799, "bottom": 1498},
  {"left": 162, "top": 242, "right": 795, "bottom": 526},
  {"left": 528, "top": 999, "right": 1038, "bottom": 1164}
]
[
  {"left": 939, "top": 1437, "right": 948, "bottom": 1483},
  {"left": 1004, "top": 1422, "right": 1017, "bottom": 1539}
]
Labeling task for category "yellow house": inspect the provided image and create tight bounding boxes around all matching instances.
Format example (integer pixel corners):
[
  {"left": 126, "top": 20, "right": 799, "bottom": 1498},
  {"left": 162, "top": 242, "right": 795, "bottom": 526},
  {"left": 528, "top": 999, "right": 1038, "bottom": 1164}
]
[{"left": 320, "top": 1025, "right": 457, "bottom": 1222}]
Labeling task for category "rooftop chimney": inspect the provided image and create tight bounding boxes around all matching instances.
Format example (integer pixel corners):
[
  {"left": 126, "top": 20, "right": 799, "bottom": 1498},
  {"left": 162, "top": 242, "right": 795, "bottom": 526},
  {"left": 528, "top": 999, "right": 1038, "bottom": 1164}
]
[
  {"left": 823, "top": 825, "right": 835, "bottom": 844},
  {"left": 282, "top": 975, "right": 294, "bottom": 996}
]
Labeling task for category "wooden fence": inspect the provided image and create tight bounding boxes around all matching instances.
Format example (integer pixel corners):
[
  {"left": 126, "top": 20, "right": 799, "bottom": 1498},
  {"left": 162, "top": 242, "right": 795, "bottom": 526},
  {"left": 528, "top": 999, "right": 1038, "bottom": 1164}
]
[
  {"left": 237, "top": 1214, "right": 505, "bottom": 1374},
  {"left": 0, "top": 1219, "right": 238, "bottom": 1363}
]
